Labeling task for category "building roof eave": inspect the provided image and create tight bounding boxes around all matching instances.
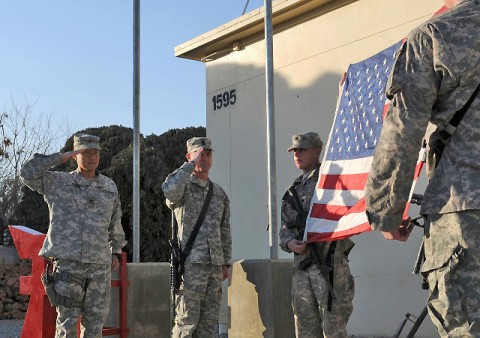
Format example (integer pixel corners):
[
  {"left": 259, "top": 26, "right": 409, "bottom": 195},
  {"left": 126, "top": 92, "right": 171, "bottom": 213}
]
[{"left": 174, "top": 0, "right": 357, "bottom": 62}]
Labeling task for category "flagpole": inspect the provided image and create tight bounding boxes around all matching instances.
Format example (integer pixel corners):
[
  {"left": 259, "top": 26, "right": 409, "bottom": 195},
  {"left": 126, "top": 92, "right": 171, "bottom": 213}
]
[
  {"left": 132, "top": 0, "right": 141, "bottom": 263},
  {"left": 264, "top": 0, "right": 278, "bottom": 259}
]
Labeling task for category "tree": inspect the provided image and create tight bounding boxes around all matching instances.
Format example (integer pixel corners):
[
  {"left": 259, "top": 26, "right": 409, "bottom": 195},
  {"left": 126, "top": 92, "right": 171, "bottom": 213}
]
[
  {"left": 14, "top": 125, "right": 206, "bottom": 262},
  {"left": 0, "top": 99, "right": 67, "bottom": 244}
]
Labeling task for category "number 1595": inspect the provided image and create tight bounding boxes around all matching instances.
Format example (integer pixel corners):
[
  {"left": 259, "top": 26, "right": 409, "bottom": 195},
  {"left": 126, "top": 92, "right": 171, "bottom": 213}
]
[{"left": 212, "top": 89, "right": 236, "bottom": 111}]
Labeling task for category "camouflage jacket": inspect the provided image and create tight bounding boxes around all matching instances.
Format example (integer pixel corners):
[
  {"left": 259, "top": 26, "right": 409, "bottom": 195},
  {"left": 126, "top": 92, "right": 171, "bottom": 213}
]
[
  {"left": 20, "top": 153, "right": 127, "bottom": 264},
  {"left": 365, "top": 0, "right": 480, "bottom": 231},
  {"left": 280, "top": 164, "right": 354, "bottom": 268},
  {"left": 162, "top": 162, "right": 232, "bottom": 265}
]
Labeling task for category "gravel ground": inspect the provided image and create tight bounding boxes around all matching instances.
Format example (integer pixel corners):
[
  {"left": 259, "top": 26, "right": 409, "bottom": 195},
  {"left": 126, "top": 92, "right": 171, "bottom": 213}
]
[{"left": 0, "top": 320, "right": 23, "bottom": 338}]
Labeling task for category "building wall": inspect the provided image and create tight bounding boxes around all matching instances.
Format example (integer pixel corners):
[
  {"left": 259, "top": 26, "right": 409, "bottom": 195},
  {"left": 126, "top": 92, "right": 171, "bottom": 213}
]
[{"left": 205, "top": 0, "right": 443, "bottom": 335}]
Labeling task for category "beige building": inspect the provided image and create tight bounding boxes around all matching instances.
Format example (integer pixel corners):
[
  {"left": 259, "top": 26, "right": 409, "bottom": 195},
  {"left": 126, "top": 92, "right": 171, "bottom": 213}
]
[{"left": 176, "top": 0, "right": 444, "bottom": 336}]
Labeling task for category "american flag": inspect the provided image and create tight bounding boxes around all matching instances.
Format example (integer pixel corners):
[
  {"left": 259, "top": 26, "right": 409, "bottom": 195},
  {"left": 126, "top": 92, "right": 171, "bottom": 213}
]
[
  {"left": 305, "top": 41, "right": 402, "bottom": 242},
  {"left": 304, "top": 6, "right": 447, "bottom": 243}
]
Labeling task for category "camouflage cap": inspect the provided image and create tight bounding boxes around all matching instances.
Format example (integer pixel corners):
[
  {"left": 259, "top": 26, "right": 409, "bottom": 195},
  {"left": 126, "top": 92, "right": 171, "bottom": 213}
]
[
  {"left": 186, "top": 137, "right": 213, "bottom": 153},
  {"left": 287, "top": 132, "right": 323, "bottom": 152},
  {"left": 73, "top": 134, "right": 101, "bottom": 151}
]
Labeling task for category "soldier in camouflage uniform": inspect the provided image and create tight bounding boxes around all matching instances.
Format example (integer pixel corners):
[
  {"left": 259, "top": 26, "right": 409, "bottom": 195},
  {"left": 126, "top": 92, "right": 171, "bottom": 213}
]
[
  {"left": 20, "top": 134, "right": 127, "bottom": 338},
  {"left": 280, "top": 132, "right": 355, "bottom": 338},
  {"left": 365, "top": 1, "right": 480, "bottom": 336},
  {"left": 162, "top": 137, "right": 232, "bottom": 338}
]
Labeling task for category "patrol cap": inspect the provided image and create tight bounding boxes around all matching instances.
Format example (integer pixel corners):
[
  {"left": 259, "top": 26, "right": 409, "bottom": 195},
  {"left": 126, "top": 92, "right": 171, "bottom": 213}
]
[
  {"left": 73, "top": 134, "right": 101, "bottom": 151},
  {"left": 186, "top": 137, "right": 213, "bottom": 153},
  {"left": 287, "top": 132, "right": 323, "bottom": 152}
]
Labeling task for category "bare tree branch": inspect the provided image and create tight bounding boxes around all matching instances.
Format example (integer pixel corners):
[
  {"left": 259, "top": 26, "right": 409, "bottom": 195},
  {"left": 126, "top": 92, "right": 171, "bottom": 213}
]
[{"left": 0, "top": 97, "right": 69, "bottom": 223}]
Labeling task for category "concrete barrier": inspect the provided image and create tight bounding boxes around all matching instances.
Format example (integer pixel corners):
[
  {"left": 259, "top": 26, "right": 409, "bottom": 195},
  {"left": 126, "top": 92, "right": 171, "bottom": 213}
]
[
  {"left": 228, "top": 259, "right": 294, "bottom": 338},
  {"left": 107, "top": 259, "right": 295, "bottom": 338},
  {"left": 107, "top": 262, "right": 171, "bottom": 338}
]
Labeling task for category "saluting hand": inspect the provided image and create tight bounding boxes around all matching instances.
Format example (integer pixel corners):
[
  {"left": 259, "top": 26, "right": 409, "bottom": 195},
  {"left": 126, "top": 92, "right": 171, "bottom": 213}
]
[
  {"left": 190, "top": 147, "right": 204, "bottom": 165},
  {"left": 60, "top": 150, "right": 82, "bottom": 163}
]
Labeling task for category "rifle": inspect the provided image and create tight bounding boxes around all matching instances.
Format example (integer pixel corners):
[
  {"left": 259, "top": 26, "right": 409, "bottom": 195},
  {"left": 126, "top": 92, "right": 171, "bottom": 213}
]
[
  {"left": 393, "top": 194, "right": 429, "bottom": 338},
  {"left": 169, "top": 211, "right": 182, "bottom": 319},
  {"left": 286, "top": 185, "right": 336, "bottom": 310}
]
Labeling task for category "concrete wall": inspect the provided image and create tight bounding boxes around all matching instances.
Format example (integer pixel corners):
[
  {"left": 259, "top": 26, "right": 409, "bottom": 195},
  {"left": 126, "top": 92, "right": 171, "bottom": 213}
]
[
  {"left": 106, "top": 257, "right": 433, "bottom": 337},
  {"left": 106, "top": 262, "right": 171, "bottom": 338},
  {"left": 204, "top": 0, "right": 443, "bottom": 336}
]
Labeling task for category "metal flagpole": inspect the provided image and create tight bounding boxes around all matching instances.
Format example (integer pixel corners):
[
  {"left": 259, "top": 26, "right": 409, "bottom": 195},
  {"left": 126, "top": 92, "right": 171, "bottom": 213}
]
[
  {"left": 264, "top": 0, "right": 278, "bottom": 259},
  {"left": 132, "top": 0, "right": 141, "bottom": 263}
]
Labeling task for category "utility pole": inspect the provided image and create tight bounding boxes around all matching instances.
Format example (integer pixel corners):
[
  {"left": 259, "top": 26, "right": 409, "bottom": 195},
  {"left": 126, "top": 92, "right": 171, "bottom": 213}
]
[{"left": 132, "top": 0, "right": 141, "bottom": 263}]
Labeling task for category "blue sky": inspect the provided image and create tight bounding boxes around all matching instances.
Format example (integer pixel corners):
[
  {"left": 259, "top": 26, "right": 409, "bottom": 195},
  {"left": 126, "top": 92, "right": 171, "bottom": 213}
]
[{"left": 0, "top": 1, "right": 265, "bottom": 139}]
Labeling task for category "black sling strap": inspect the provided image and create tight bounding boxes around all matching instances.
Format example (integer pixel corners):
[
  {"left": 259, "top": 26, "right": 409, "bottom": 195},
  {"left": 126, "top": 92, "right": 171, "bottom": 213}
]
[
  {"left": 180, "top": 180, "right": 214, "bottom": 264},
  {"left": 430, "top": 81, "right": 480, "bottom": 169},
  {"left": 450, "top": 82, "right": 480, "bottom": 128}
]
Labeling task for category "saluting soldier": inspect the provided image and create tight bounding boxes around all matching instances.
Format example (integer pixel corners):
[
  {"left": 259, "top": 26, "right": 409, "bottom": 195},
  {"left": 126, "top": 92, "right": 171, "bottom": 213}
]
[
  {"left": 162, "top": 137, "right": 232, "bottom": 338},
  {"left": 365, "top": 0, "right": 480, "bottom": 336},
  {"left": 20, "top": 133, "right": 126, "bottom": 338},
  {"left": 280, "top": 132, "right": 355, "bottom": 338}
]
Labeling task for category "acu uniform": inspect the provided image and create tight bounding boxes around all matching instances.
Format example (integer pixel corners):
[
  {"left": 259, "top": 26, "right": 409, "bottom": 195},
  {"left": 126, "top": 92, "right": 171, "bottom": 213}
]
[
  {"left": 162, "top": 137, "right": 232, "bottom": 338},
  {"left": 280, "top": 133, "right": 354, "bottom": 338},
  {"left": 365, "top": 1, "right": 480, "bottom": 336},
  {"left": 20, "top": 135, "right": 126, "bottom": 338}
]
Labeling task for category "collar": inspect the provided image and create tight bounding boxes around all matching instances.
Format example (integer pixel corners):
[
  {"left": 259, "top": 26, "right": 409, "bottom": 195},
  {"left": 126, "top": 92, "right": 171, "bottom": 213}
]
[
  {"left": 294, "top": 163, "right": 321, "bottom": 185},
  {"left": 190, "top": 174, "right": 209, "bottom": 188}
]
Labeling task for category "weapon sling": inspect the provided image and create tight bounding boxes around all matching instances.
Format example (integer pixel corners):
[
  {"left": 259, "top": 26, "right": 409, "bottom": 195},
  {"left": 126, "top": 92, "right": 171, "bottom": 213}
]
[
  {"left": 430, "top": 81, "right": 480, "bottom": 169},
  {"left": 180, "top": 180, "right": 214, "bottom": 266},
  {"left": 170, "top": 180, "right": 214, "bottom": 321}
]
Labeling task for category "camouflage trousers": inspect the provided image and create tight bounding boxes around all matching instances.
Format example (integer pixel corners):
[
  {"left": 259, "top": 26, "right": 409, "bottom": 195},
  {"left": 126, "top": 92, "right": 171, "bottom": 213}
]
[
  {"left": 53, "top": 259, "right": 111, "bottom": 338},
  {"left": 172, "top": 263, "right": 223, "bottom": 338},
  {"left": 422, "top": 210, "right": 480, "bottom": 337},
  {"left": 292, "top": 255, "right": 354, "bottom": 338}
]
